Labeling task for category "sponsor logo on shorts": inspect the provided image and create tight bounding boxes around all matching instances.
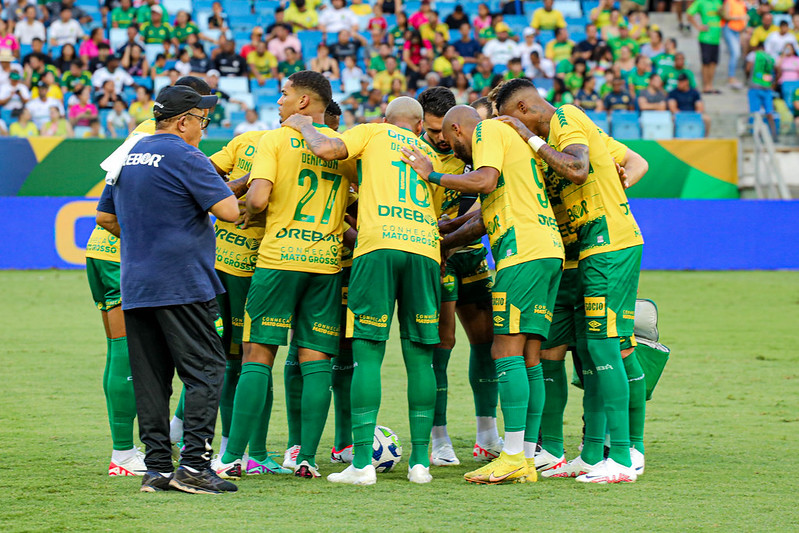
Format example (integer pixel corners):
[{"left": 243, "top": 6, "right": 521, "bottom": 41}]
[
  {"left": 415, "top": 312, "right": 438, "bottom": 325},
  {"left": 358, "top": 314, "right": 388, "bottom": 328},
  {"left": 232, "top": 317, "right": 243, "bottom": 327},
  {"left": 596, "top": 364, "right": 614, "bottom": 371},
  {"left": 312, "top": 322, "right": 340, "bottom": 336},
  {"left": 622, "top": 310, "right": 635, "bottom": 320},
  {"left": 493, "top": 315, "right": 505, "bottom": 326},
  {"left": 584, "top": 297, "right": 606, "bottom": 317},
  {"left": 261, "top": 316, "right": 292, "bottom": 328},
  {"left": 582, "top": 369, "right": 594, "bottom": 376},
  {"left": 588, "top": 319, "right": 602, "bottom": 332},
  {"left": 492, "top": 292, "right": 507, "bottom": 312},
  {"left": 341, "top": 286, "right": 348, "bottom": 306}
]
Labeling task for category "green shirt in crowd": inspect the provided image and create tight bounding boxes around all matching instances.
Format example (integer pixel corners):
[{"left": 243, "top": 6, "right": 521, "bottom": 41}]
[
  {"left": 61, "top": 70, "right": 92, "bottom": 92},
  {"left": 141, "top": 22, "right": 173, "bottom": 44},
  {"left": 687, "top": 0, "right": 722, "bottom": 45},
  {"left": 750, "top": 50, "right": 775, "bottom": 89},
  {"left": 111, "top": 6, "right": 137, "bottom": 28}
]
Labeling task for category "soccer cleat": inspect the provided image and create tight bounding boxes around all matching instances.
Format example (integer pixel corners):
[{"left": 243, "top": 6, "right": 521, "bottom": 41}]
[
  {"left": 430, "top": 442, "right": 461, "bottom": 466},
  {"left": 327, "top": 464, "right": 377, "bottom": 486},
  {"left": 541, "top": 455, "right": 599, "bottom": 479},
  {"left": 534, "top": 448, "right": 567, "bottom": 474},
  {"left": 211, "top": 455, "right": 242, "bottom": 480},
  {"left": 463, "top": 451, "right": 529, "bottom": 484},
  {"left": 630, "top": 448, "right": 645, "bottom": 475},
  {"left": 331, "top": 445, "right": 353, "bottom": 464},
  {"left": 294, "top": 460, "right": 321, "bottom": 478},
  {"left": 246, "top": 455, "right": 292, "bottom": 475},
  {"left": 109, "top": 449, "right": 146, "bottom": 476},
  {"left": 283, "top": 445, "right": 301, "bottom": 469},
  {"left": 140, "top": 471, "right": 172, "bottom": 492},
  {"left": 524, "top": 458, "right": 539, "bottom": 483},
  {"left": 472, "top": 439, "right": 503, "bottom": 463},
  {"left": 407, "top": 464, "right": 433, "bottom": 484},
  {"left": 169, "top": 465, "right": 238, "bottom": 494},
  {"left": 576, "top": 458, "right": 637, "bottom": 484}
]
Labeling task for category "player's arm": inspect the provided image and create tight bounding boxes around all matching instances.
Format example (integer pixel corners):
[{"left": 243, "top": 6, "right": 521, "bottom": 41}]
[
  {"left": 439, "top": 208, "right": 481, "bottom": 235},
  {"left": 96, "top": 211, "right": 120, "bottom": 238},
  {"left": 400, "top": 146, "right": 500, "bottom": 194},
  {"left": 441, "top": 209, "right": 487, "bottom": 251},
  {"left": 209, "top": 196, "right": 239, "bottom": 222},
  {"left": 619, "top": 148, "right": 648, "bottom": 188},
  {"left": 496, "top": 115, "right": 590, "bottom": 184},
  {"left": 343, "top": 226, "right": 357, "bottom": 250},
  {"left": 245, "top": 179, "right": 273, "bottom": 215},
  {"left": 227, "top": 173, "right": 250, "bottom": 198},
  {"left": 282, "top": 113, "right": 349, "bottom": 160}
]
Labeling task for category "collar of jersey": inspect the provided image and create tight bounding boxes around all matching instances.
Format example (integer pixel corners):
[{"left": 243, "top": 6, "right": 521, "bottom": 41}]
[
  {"left": 313, "top": 122, "right": 329, "bottom": 128},
  {"left": 420, "top": 132, "right": 453, "bottom": 155}
]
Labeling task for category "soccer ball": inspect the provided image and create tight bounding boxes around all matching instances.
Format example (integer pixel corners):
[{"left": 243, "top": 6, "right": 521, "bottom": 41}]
[{"left": 372, "top": 425, "right": 402, "bottom": 472}]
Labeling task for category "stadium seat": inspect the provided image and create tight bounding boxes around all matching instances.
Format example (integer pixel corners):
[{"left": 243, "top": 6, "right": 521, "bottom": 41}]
[
  {"left": 144, "top": 43, "right": 163, "bottom": 64},
  {"left": 193, "top": 0, "right": 215, "bottom": 10},
  {"left": 228, "top": 109, "right": 247, "bottom": 124},
  {"left": 109, "top": 28, "right": 127, "bottom": 51},
  {"left": 640, "top": 110, "right": 673, "bottom": 140},
  {"left": 330, "top": 79, "right": 342, "bottom": 93},
  {"left": 1, "top": 108, "right": 12, "bottom": 125},
  {"left": 230, "top": 92, "right": 255, "bottom": 110},
  {"left": 251, "top": 77, "right": 279, "bottom": 94},
  {"left": 19, "top": 44, "right": 32, "bottom": 58},
  {"left": 492, "top": 64, "right": 507, "bottom": 75},
  {"left": 537, "top": 30, "right": 555, "bottom": 44},
  {"left": 297, "top": 31, "right": 324, "bottom": 59},
  {"left": 132, "top": 76, "right": 153, "bottom": 90},
  {"left": 674, "top": 112, "right": 705, "bottom": 139},
  {"left": 47, "top": 45, "right": 62, "bottom": 59},
  {"left": 554, "top": 1, "right": 583, "bottom": 17},
  {"left": 781, "top": 80, "right": 799, "bottom": 106},
  {"left": 462, "top": 63, "right": 476, "bottom": 74},
  {"left": 610, "top": 110, "right": 641, "bottom": 140},
  {"left": 534, "top": 77, "right": 554, "bottom": 93},
  {"left": 226, "top": 2, "right": 252, "bottom": 17},
  {"left": 504, "top": 14, "right": 529, "bottom": 33},
  {"left": 585, "top": 110, "right": 609, "bottom": 132},
  {"left": 260, "top": 104, "right": 280, "bottom": 126},
  {"left": 154, "top": 76, "right": 171, "bottom": 95},
  {"left": 527, "top": 1, "right": 545, "bottom": 14},
  {"left": 218, "top": 76, "right": 249, "bottom": 95},
  {"left": 405, "top": 1, "right": 422, "bottom": 14},
  {"left": 206, "top": 125, "right": 235, "bottom": 138},
  {"left": 163, "top": 0, "right": 193, "bottom": 13}
]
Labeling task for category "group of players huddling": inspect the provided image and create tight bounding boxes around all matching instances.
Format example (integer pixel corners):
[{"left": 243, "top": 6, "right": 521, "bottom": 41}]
[{"left": 86, "top": 69, "right": 651, "bottom": 488}]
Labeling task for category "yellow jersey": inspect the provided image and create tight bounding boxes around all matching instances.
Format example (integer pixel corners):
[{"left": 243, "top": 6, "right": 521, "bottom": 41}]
[
  {"left": 86, "top": 118, "right": 157, "bottom": 263},
  {"left": 531, "top": 8, "right": 567, "bottom": 30},
  {"left": 472, "top": 119, "right": 564, "bottom": 271},
  {"left": 340, "top": 123, "right": 443, "bottom": 263},
  {"left": 210, "top": 130, "right": 268, "bottom": 277},
  {"left": 545, "top": 105, "right": 643, "bottom": 262},
  {"left": 248, "top": 124, "right": 356, "bottom": 274}
]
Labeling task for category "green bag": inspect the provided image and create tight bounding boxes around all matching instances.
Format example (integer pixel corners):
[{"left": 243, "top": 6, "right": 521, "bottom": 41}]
[{"left": 635, "top": 338, "right": 670, "bottom": 400}]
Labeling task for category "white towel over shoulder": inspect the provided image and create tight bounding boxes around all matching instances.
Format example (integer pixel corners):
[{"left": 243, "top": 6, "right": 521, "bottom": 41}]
[{"left": 101, "top": 132, "right": 152, "bottom": 186}]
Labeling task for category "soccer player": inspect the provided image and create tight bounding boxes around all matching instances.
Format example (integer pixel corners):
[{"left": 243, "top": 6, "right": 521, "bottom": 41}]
[
  {"left": 214, "top": 71, "right": 356, "bottom": 480},
  {"left": 417, "top": 87, "right": 501, "bottom": 466},
  {"left": 283, "top": 97, "right": 444, "bottom": 486},
  {"left": 402, "top": 106, "right": 564, "bottom": 484},
  {"left": 493, "top": 78, "right": 644, "bottom": 483}
]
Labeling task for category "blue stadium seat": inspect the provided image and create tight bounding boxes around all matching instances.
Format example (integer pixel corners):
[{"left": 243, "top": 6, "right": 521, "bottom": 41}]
[
  {"left": 527, "top": 2, "right": 545, "bottom": 14},
  {"left": 251, "top": 77, "right": 279, "bottom": 95},
  {"left": 674, "top": 112, "right": 705, "bottom": 138},
  {"left": 404, "top": 1, "right": 422, "bottom": 14},
  {"left": 537, "top": 30, "right": 555, "bottom": 45},
  {"left": 226, "top": 1, "right": 252, "bottom": 17},
  {"left": 74, "top": 0, "right": 97, "bottom": 6},
  {"left": 492, "top": 64, "right": 507, "bottom": 75},
  {"left": 586, "top": 110, "right": 609, "bottom": 132},
  {"left": 462, "top": 63, "right": 476, "bottom": 74},
  {"left": 109, "top": 28, "right": 127, "bottom": 51},
  {"left": 298, "top": 30, "right": 324, "bottom": 58},
  {"left": 610, "top": 110, "right": 641, "bottom": 140},
  {"left": 47, "top": 45, "right": 62, "bottom": 58},
  {"left": 19, "top": 44, "right": 32, "bottom": 58},
  {"left": 581, "top": 0, "right": 601, "bottom": 14},
  {"left": 254, "top": 0, "right": 281, "bottom": 9},
  {"left": 164, "top": 0, "right": 193, "bottom": 13},
  {"left": 219, "top": 76, "right": 249, "bottom": 95},
  {"left": 330, "top": 79, "right": 342, "bottom": 93},
  {"left": 260, "top": 104, "right": 280, "bottom": 126},
  {"left": 228, "top": 14, "right": 255, "bottom": 31},
  {"left": 565, "top": 16, "right": 589, "bottom": 27},
  {"left": 504, "top": 14, "right": 529, "bottom": 32},
  {"left": 193, "top": 0, "right": 215, "bottom": 10},
  {"left": 781, "top": 80, "right": 799, "bottom": 105},
  {"left": 154, "top": 76, "right": 171, "bottom": 95},
  {"left": 206, "top": 125, "right": 236, "bottom": 139},
  {"left": 1, "top": 108, "right": 12, "bottom": 125},
  {"left": 534, "top": 77, "right": 554, "bottom": 93},
  {"left": 132, "top": 76, "right": 153, "bottom": 90},
  {"left": 144, "top": 43, "right": 163, "bottom": 63},
  {"left": 229, "top": 110, "right": 247, "bottom": 124},
  {"left": 640, "top": 110, "right": 673, "bottom": 140},
  {"left": 570, "top": 31, "right": 586, "bottom": 43},
  {"left": 554, "top": 1, "right": 583, "bottom": 17}
]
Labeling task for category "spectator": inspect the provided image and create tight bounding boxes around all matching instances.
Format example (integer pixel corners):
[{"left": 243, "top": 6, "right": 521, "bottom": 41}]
[
  {"left": 136, "top": 0, "right": 166, "bottom": 24},
  {"left": 95, "top": 79, "right": 118, "bottom": 109},
  {"left": 386, "top": 77, "right": 405, "bottom": 102},
  {"left": 641, "top": 28, "right": 665, "bottom": 58},
  {"left": 518, "top": 27, "right": 544, "bottom": 72},
  {"left": 590, "top": 0, "right": 615, "bottom": 29},
  {"left": 604, "top": 76, "right": 634, "bottom": 111},
  {"left": 21, "top": 38, "right": 50, "bottom": 69},
  {"left": 368, "top": 3, "right": 388, "bottom": 32},
  {"left": 330, "top": 29, "right": 367, "bottom": 63},
  {"left": 215, "top": 39, "right": 247, "bottom": 77},
  {"left": 41, "top": 104, "right": 73, "bottom": 136},
  {"left": 189, "top": 43, "right": 212, "bottom": 75},
  {"left": 0, "top": 19, "right": 20, "bottom": 59},
  {"left": 532, "top": 0, "right": 567, "bottom": 31},
  {"left": 615, "top": 44, "right": 636, "bottom": 75},
  {"left": 60, "top": 59, "right": 91, "bottom": 93},
  {"left": 174, "top": 48, "right": 191, "bottom": 76},
  {"left": 576, "top": 23, "right": 605, "bottom": 60},
  {"left": 239, "top": 27, "right": 264, "bottom": 60},
  {"left": 445, "top": 5, "right": 469, "bottom": 30},
  {"left": 14, "top": 5, "right": 46, "bottom": 46},
  {"left": 26, "top": 81, "right": 64, "bottom": 129},
  {"left": 362, "top": 87, "right": 384, "bottom": 121},
  {"left": 205, "top": 69, "right": 247, "bottom": 126},
  {"left": 115, "top": 24, "right": 145, "bottom": 58},
  {"left": 106, "top": 96, "right": 131, "bottom": 137},
  {"left": 0, "top": 71, "right": 31, "bottom": 113},
  {"left": 174, "top": 10, "right": 203, "bottom": 44},
  {"left": 9, "top": 107, "right": 38, "bottom": 137},
  {"left": 432, "top": 45, "right": 461, "bottom": 86},
  {"left": 600, "top": 8, "right": 624, "bottom": 41},
  {"left": 388, "top": 11, "right": 410, "bottom": 49},
  {"left": 454, "top": 22, "right": 481, "bottom": 63},
  {"left": 25, "top": 53, "right": 59, "bottom": 87},
  {"left": 246, "top": 40, "right": 277, "bottom": 84},
  {"left": 668, "top": 72, "right": 711, "bottom": 134},
  {"left": 48, "top": 7, "right": 84, "bottom": 47},
  {"left": 575, "top": 75, "right": 604, "bottom": 110},
  {"left": 122, "top": 42, "right": 149, "bottom": 77},
  {"left": 628, "top": 55, "right": 653, "bottom": 94},
  {"left": 92, "top": 54, "right": 134, "bottom": 94},
  {"left": 31, "top": 70, "right": 63, "bottom": 102},
  {"left": 48, "top": 0, "right": 92, "bottom": 26},
  {"left": 346, "top": 75, "right": 372, "bottom": 107},
  {"left": 284, "top": 0, "right": 319, "bottom": 32},
  {"left": 79, "top": 27, "right": 106, "bottom": 64},
  {"left": 472, "top": 3, "right": 492, "bottom": 37},
  {"left": 319, "top": 0, "right": 358, "bottom": 34},
  {"left": 409, "top": 0, "right": 434, "bottom": 29},
  {"left": 564, "top": 58, "right": 587, "bottom": 93},
  {"left": 749, "top": 11, "right": 777, "bottom": 50},
  {"left": 777, "top": 43, "right": 799, "bottom": 85},
  {"left": 687, "top": 0, "right": 723, "bottom": 93},
  {"left": 82, "top": 116, "right": 105, "bottom": 137},
  {"left": 472, "top": 55, "right": 495, "bottom": 93},
  {"left": 278, "top": 46, "right": 305, "bottom": 80},
  {"left": 545, "top": 27, "right": 575, "bottom": 64},
  {"left": 547, "top": 77, "right": 575, "bottom": 107},
  {"left": 341, "top": 54, "right": 364, "bottom": 91},
  {"left": 747, "top": 42, "right": 777, "bottom": 135},
  {"left": 764, "top": 20, "right": 798, "bottom": 59},
  {"left": 68, "top": 83, "right": 97, "bottom": 126},
  {"left": 0, "top": 117, "right": 6, "bottom": 135},
  {"left": 608, "top": 21, "right": 640, "bottom": 59},
  {"left": 653, "top": 37, "right": 678, "bottom": 74},
  {"left": 0, "top": 50, "right": 22, "bottom": 86},
  {"left": 350, "top": 0, "right": 372, "bottom": 17},
  {"left": 88, "top": 42, "right": 112, "bottom": 72},
  {"left": 368, "top": 42, "right": 392, "bottom": 75},
  {"left": 310, "top": 43, "right": 340, "bottom": 80},
  {"left": 504, "top": 57, "right": 525, "bottom": 80},
  {"left": 111, "top": 0, "right": 137, "bottom": 28},
  {"left": 451, "top": 71, "right": 472, "bottom": 104},
  {"left": 340, "top": 107, "right": 356, "bottom": 130},
  {"left": 140, "top": 5, "right": 173, "bottom": 49},
  {"left": 420, "top": 10, "right": 449, "bottom": 42},
  {"left": 483, "top": 22, "right": 517, "bottom": 66},
  {"left": 267, "top": 23, "right": 301, "bottom": 63},
  {"left": 407, "top": 56, "right": 433, "bottom": 92},
  {"left": 526, "top": 49, "right": 555, "bottom": 78},
  {"left": 662, "top": 52, "right": 697, "bottom": 91},
  {"left": 150, "top": 53, "right": 168, "bottom": 78},
  {"left": 637, "top": 73, "right": 668, "bottom": 110},
  {"left": 208, "top": 1, "right": 228, "bottom": 31},
  {"left": 722, "top": 0, "right": 747, "bottom": 88},
  {"left": 374, "top": 55, "right": 405, "bottom": 94},
  {"left": 53, "top": 42, "right": 77, "bottom": 73}
]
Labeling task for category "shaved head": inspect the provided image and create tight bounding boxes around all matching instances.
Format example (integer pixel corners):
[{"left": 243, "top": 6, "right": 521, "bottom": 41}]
[
  {"left": 386, "top": 96, "right": 424, "bottom": 134},
  {"left": 442, "top": 105, "right": 482, "bottom": 164}
]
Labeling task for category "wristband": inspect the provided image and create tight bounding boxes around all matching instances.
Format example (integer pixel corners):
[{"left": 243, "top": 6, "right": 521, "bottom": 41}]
[
  {"left": 428, "top": 171, "right": 444, "bottom": 185},
  {"left": 528, "top": 135, "right": 546, "bottom": 153}
]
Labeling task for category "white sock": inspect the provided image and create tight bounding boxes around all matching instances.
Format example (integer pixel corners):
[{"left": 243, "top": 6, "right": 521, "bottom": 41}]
[
  {"left": 219, "top": 436, "right": 228, "bottom": 457},
  {"left": 523, "top": 441, "right": 537, "bottom": 459},
  {"left": 111, "top": 448, "right": 137, "bottom": 463},
  {"left": 431, "top": 425, "right": 450, "bottom": 449},
  {"left": 503, "top": 431, "right": 524, "bottom": 455},
  {"left": 169, "top": 416, "right": 183, "bottom": 444},
  {"left": 475, "top": 416, "right": 500, "bottom": 446}
]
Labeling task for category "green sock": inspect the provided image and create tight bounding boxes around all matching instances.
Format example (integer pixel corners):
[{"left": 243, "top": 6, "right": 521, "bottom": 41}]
[
  {"left": 540, "top": 359, "right": 568, "bottom": 456},
  {"left": 577, "top": 339, "right": 606, "bottom": 465},
  {"left": 587, "top": 337, "right": 631, "bottom": 467},
  {"left": 624, "top": 351, "right": 646, "bottom": 454},
  {"left": 350, "top": 339, "right": 385, "bottom": 469},
  {"left": 331, "top": 347, "right": 354, "bottom": 450},
  {"left": 284, "top": 342, "right": 303, "bottom": 448},
  {"left": 432, "top": 347, "right": 452, "bottom": 427},
  {"left": 247, "top": 372, "right": 274, "bottom": 463},
  {"left": 524, "top": 364, "right": 545, "bottom": 452},
  {"left": 102, "top": 338, "right": 112, "bottom": 430},
  {"left": 107, "top": 337, "right": 136, "bottom": 451},
  {"left": 296, "top": 359, "right": 333, "bottom": 468},
  {"left": 469, "top": 342, "right": 498, "bottom": 417},
  {"left": 402, "top": 339, "right": 436, "bottom": 468},
  {"left": 220, "top": 359, "right": 242, "bottom": 439},
  {"left": 221, "top": 362, "right": 271, "bottom": 464},
  {"left": 495, "top": 356, "right": 529, "bottom": 434},
  {"left": 174, "top": 387, "right": 185, "bottom": 420}
]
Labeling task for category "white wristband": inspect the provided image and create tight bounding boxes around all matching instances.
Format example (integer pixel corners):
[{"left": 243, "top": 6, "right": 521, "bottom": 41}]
[{"left": 528, "top": 135, "right": 546, "bottom": 153}]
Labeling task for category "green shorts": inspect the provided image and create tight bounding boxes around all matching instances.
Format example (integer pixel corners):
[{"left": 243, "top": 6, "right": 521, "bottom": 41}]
[
  {"left": 576, "top": 245, "right": 643, "bottom": 340},
  {"left": 346, "top": 249, "right": 441, "bottom": 344},
  {"left": 243, "top": 267, "right": 342, "bottom": 355},
  {"left": 492, "top": 258, "right": 562, "bottom": 337},
  {"left": 216, "top": 270, "right": 252, "bottom": 352},
  {"left": 86, "top": 257, "right": 121, "bottom": 311},
  {"left": 541, "top": 267, "right": 579, "bottom": 350},
  {"left": 441, "top": 247, "right": 493, "bottom": 305}
]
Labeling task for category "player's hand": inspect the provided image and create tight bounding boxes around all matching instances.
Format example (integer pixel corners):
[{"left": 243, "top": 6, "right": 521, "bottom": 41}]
[
  {"left": 400, "top": 146, "right": 434, "bottom": 180},
  {"left": 495, "top": 115, "right": 534, "bottom": 142},
  {"left": 616, "top": 162, "right": 630, "bottom": 189},
  {"left": 235, "top": 199, "right": 250, "bottom": 228},
  {"left": 282, "top": 113, "right": 313, "bottom": 132}
]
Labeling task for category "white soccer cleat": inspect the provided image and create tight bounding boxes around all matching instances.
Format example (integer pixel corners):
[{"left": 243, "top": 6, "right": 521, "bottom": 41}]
[
  {"left": 108, "top": 449, "right": 146, "bottom": 476},
  {"left": 430, "top": 442, "right": 461, "bottom": 466},
  {"left": 283, "top": 445, "right": 301, "bottom": 469},
  {"left": 294, "top": 460, "right": 322, "bottom": 478},
  {"left": 473, "top": 438, "right": 503, "bottom": 463},
  {"left": 576, "top": 458, "right": 637, "bottom": 484},
  {"left": 327, "top": 464, "right": 377, "bottom": 486},
  {"left": 331, "top": 444, "right": 353, "bottom": 464},
  {"left": 407, "top": 464, "right": 433, "bottom": 484},
  {"left": 541, "top": 455, "right": 600, "bottom": 478},
  {"left": 630, "top": 448, "right": 645, "bottom": 475},
  {"left": 211, "top": 455, "right": 242, "bottom": 480},
  {"left": 534, "top": 448, "right": 567, "bottom": 473}
]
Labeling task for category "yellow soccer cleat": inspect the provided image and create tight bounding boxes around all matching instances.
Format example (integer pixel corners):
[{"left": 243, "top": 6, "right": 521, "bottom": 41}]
[
  {"left": 524, "top": 458, "right": 539, "bottom": 483},
  {"left": 463, "top": 451, "right": 529, "bottom": 484}
]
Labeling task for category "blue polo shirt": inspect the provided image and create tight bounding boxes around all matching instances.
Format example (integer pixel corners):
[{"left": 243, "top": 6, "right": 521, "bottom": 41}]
[
  {"left": 668, "top": 88, "right": 702, "bottom": 112},
  {"left": 97, "top": 134, "right": 233, "bottom": 310}
]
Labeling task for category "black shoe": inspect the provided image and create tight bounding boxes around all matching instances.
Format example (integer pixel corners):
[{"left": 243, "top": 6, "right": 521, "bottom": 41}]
[
  {"left": 169, "top": 466, "right": 238, "bottom": 494},
  {"left": 140, "top": 471, "right": 173, "bottom": 492}
]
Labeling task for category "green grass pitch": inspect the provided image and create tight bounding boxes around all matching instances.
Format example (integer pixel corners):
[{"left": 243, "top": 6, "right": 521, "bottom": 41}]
[{"left": 1, "top": 270, "right": 798, "bottom": 531}]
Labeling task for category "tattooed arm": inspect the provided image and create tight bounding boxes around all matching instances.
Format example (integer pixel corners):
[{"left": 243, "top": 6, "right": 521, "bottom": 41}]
[
  {"left": 282, "top": 113, "right": 349, "bottom": 161},
  {"left": 227, "top": 174, "right": 250, "bottom": 198},
  {"left": 441, "top": 209, "right": 487, "bottom": 251}
]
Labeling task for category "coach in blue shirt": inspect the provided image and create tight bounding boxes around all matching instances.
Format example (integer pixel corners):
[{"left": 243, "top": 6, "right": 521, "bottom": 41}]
[{"left": 97, "top": 85, "right": 240, "bottom": 494}]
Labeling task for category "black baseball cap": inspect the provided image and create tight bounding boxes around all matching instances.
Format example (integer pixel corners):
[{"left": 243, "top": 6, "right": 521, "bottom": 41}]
[{"left": 153, "top": 85, "right": 218, "bottom": 120}]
